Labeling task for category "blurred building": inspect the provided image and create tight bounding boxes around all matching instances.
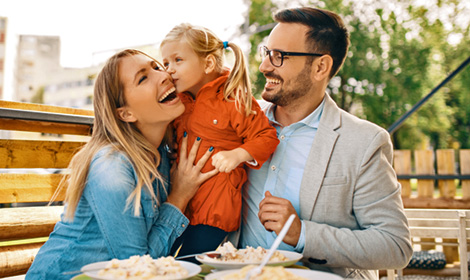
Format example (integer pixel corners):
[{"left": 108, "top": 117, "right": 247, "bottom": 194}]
[
  {"left": 0, "top": 17, "right": 6, "bottom": 100},
  {"left": 15, "top": 35, "right": 61, "bottom": 102},
  {"left": 14, "top": 34, "right": 100, "bottom": 109},
  {"left": 14, "top": 34, "right": 159, "bottom": 110},
  {"left": 3, "top": 34, "right": 160, "bottom": 142}
]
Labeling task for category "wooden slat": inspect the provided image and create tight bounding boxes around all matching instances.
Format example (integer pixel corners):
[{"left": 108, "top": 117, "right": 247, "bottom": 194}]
[
  {"left": 0, "top": 139, "right": 85, "bottom": 169},
  {"left": 405, "top": 209, "right": 470, "bottom": 219},
  {"left": 409, "top": 227, "right": 464, "bottom": 239},
  {"left": 0, "top": 174, "right": 66, "bottom": 203},
  {"left": 401, "top": 267, "right": 461, "bottom": 276},
  {"left": 402, "top": 196, "right": 470, "bottom": 209},
  {"left": 461, "top": 149, "right": 470, "bottom": 200},
  {"left": 414, "top": 150, "right": 435, "bottom": 197},
  {"left": 407, "top": 219, "right": 460, "bottom": 228},
  {"left": 437, "top": 150, "right": 459, "bottom": 263},
  {"left": 0, "top": 243, "right": 44, "bottom": 278},
  {"left": 394, "top": 150, "right": 412, "bottom": 197},
  {"left": 0, "top": 206, "right": 63, "bottom": 240},
  {"left": 0, "top": 118, "right": 92, "bottom": 135},
  {"left": 0, "top": 100, "right": 93, "bottom": 116},
  {"left": 437, "top": 149, "right": 456, "bottom": 198}
]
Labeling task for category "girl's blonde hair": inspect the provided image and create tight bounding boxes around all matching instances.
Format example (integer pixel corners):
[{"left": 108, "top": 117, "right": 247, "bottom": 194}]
[
  {"left": 56, "top": 49, "right": 167, "bottom": 221},
  {"left": 161, "top": 23, "right": 254, "bottom": 116}
]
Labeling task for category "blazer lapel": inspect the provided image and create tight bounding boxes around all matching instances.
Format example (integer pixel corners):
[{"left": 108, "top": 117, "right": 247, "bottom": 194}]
[{"left": 300, "top": 94, "right": 341, "bottom": 220}]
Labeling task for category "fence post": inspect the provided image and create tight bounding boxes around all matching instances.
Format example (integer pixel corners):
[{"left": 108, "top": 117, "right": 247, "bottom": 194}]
[
  {"left": 436, "top": 149, "right": 459, "bottom": 263},
  {"left": 414, "top": 150, "right": 435, "bottom": 198},
  {"left": 436, "top": 149, "right": 457, "bottom": 198},
  {"left": 414, "top": 150, "right": 435, "bottom": 250},
  {"left": 394, "top": 150, "right": 412, "bottom": 197},
  {"left": 460, "top": 149, "right": 470, "bottom": 200}
]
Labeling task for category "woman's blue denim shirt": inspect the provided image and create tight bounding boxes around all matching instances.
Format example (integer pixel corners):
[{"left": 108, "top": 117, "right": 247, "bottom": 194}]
[{"left": 26, "top": 145, "right": 189, "bottom": 280}]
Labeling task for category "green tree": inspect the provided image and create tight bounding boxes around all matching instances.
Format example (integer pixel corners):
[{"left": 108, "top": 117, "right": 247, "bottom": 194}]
[{"left": 31, "top": 86, "right": 45, "bottom": 104}]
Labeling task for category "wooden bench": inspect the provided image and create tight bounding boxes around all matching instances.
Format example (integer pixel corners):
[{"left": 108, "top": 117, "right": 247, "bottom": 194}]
[
  {"left": 0, "top": 100, "right": 93, "bottom": 278},
  {"left": 386, "top": 209, "right": 470, "bottom": 280}
]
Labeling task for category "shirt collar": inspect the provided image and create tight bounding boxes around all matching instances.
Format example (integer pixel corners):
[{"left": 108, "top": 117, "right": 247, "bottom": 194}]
[{"left": 265, "top": 96, "right": 325, "bottom": 129}]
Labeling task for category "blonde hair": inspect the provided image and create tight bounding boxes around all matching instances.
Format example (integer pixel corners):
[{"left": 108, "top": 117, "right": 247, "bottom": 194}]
[
  {"left": 57, "top": 49, "right": 168, "bottom": 221},
  {"left": 161, "top": 23, "right": 254, "bottom": 116}
]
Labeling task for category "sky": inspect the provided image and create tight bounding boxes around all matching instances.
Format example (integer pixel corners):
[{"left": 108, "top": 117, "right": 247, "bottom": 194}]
[
  {"left": 0, "top": 0, "right": 249, "bottom": 67},
  {"left": 0, "top": 0, "right": 250, "bottom": 100}
]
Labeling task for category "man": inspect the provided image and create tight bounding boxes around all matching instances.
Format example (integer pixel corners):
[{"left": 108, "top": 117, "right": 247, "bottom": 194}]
[{"left": 237, "top": 7, "right": 412, "bottom": 279}]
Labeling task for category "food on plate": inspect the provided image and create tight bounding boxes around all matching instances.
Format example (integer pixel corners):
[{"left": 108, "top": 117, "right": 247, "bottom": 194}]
[
  {"left": 203, "top": 242, "right": 288, "bottom": 263},
  {"left": 221, "top": 265, "right": 308, "bottom": 280},
  {"left": 97, "top": 255, "right": 188, "bottom": 280}
]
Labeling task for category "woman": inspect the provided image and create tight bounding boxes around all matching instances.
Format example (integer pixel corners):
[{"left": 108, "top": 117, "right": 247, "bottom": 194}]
[{"left": 26, "top": 49, "right": 217, "bottom": 280}]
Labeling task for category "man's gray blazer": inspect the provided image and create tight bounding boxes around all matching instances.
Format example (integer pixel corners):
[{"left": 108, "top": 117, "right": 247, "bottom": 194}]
[{"left": 235, "top": 94, "right": 413, "bottom": 279}]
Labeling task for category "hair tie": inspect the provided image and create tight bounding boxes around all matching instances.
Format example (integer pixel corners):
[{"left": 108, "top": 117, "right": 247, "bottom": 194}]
[{"left": 223, "top": 41, "right": 229, "bottom": 49}]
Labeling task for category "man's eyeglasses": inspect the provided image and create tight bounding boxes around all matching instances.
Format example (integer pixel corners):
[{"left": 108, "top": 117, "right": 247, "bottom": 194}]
[{"left": 259, "top": 46, "right": 324, "bottom": 67}]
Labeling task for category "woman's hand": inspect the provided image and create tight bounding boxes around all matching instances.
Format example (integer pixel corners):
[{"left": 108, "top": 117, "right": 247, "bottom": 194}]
[{"left": 167, "top": 135, "right": 218, "bottom": 212}]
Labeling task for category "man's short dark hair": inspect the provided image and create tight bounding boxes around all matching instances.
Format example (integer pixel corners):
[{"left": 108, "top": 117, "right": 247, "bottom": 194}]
[{"left": 274, "top": 7, "right": 350, "bottom": 78}]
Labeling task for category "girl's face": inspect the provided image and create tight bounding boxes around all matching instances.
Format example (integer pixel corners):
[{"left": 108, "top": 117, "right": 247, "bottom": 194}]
[
  {"left": 161, "top": 41, "right": 207, "bottom": 95},
  {"left": 118, "top": 54, "right": 184, "bottom": 129}
]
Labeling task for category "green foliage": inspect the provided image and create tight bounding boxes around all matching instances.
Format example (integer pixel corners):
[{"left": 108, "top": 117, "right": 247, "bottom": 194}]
[
  {"left": 247, "top": 0, "right": 277, "bottom": 99},
  {"left": 31, "top": 86, "right": 45, "bottom": 104},
  {"left": 245, "top": 0, "right": 470, "bottom": 150}
]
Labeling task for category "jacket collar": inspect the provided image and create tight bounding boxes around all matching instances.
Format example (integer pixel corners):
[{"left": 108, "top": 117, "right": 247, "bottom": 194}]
[{"left": 299, "top": 93, "right": 341, "bottom": 219}]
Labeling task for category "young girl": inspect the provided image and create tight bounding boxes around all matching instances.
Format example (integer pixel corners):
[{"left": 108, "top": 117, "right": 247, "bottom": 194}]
[{"left": 161, "top": 23, "right": 279, "bottom": 257}]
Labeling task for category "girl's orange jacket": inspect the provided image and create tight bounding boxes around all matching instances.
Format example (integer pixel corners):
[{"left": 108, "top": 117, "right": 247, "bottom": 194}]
[{"left": 173, "top": 71, "right": 279, "bottom": 232}]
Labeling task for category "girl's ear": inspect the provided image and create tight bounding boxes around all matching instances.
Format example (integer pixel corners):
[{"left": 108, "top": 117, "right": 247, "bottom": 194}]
[
  {"left": 116, "top": 107, "right": 137, "bottom": 123},
  {"left": 204, "top": 54, "right": 217, "bottom": 74},
  {"left": 312, "top": 55, "right": 333, "bottom": 81}
]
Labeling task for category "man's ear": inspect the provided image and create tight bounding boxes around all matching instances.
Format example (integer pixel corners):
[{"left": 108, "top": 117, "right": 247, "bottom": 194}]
[
  {"left": 116, "top": 107, "right": 137, "bottom": 123},
  {"left": 312, "top": 55, "right": 333, "bottom": 81},
  {"left": 204, "top": 54, "right": 217, "bottom": 74}
]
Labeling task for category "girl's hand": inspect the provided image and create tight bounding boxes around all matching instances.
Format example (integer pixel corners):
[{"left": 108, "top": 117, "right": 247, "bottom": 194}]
[
  {"left": 167, "top": 136, "right": 218, "bottom": 212},
  {"left": 211, "top": 147, "right": 253, "bottom": 173}
]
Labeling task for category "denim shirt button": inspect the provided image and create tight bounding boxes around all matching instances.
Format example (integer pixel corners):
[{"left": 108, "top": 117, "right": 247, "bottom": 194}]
[
  {"left": 153, "top": 204, "right": 157, "bottom": 208},
  {"left": 182, "top": 224, "right": 185, "bottom": 228}
]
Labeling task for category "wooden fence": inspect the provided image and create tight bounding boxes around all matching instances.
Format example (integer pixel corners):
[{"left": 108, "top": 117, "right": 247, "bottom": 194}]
[
  {"left": 394, "top": 149, "right": 470, "bottom": 266},
  {"left": 394, "top": 149, "right": 470, "bottom": 209}
]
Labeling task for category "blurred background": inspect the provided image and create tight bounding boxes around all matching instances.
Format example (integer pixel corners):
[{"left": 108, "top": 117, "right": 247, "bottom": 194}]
[{"left": 0, "top": 0, "right": 469, "bottom": 150}]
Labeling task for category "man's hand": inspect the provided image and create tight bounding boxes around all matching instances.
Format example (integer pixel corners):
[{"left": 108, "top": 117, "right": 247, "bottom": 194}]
[{"left": 258, "top": 191, "right": 302, "bottom": 247}]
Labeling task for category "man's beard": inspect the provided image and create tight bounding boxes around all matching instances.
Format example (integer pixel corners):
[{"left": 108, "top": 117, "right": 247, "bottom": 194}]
[{"left": 262, "top": 63, "right": 313, "bottom": 107}]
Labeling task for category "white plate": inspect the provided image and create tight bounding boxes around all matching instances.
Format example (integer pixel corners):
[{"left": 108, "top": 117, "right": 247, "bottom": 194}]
[
  {"left": 195, "top": 250, "right": 302, "bottom": 270},
  {"left": 81, "top": 259, "right": 201, "bottom": 280},
  {"left": 205, "top": 268, "right": 343, "bottom": 280}
]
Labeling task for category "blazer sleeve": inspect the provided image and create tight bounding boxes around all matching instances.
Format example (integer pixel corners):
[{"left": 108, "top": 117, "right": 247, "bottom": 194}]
[{"left": 302, "top": 129, "right": 413, "bottom": 269}]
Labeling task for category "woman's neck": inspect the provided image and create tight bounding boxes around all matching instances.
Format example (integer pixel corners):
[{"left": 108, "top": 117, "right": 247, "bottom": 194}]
[{"left": 137, "top": 123, "right": 167, "bottom": 150}]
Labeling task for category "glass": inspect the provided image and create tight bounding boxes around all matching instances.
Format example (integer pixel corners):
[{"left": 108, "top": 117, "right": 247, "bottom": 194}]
[{"left": 259, "top": 46, "right": 324, "bottom": 67}]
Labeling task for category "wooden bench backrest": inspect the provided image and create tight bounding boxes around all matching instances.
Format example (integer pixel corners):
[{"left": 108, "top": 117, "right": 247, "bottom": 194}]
[
  {"left": 387, "top": 209, "right": 470, "bottom": 280},
  {"left": 0, "top": 100, "right": 93, "bottom": 277},
  {"left": 407, "top": 208, "right": 470, "bottom": 238}
]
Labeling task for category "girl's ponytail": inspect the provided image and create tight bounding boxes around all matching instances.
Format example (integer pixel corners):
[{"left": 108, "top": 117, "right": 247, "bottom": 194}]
[{"left": 223, "top": 42, "right": 254, "bottom": 116}]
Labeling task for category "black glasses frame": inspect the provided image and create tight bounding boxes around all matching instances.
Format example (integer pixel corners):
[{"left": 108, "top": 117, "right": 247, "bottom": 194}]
[{"left": 260, "top": 46, "right": 324, "bottom": 67}]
